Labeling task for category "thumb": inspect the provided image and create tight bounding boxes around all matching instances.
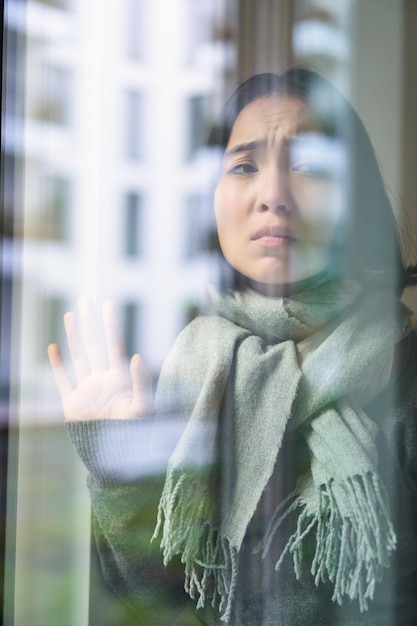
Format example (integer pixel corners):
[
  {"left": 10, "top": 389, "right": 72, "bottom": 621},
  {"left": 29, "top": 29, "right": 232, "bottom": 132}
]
[{"left": 130, "top": 354, "right": 155, "bottom": 417}]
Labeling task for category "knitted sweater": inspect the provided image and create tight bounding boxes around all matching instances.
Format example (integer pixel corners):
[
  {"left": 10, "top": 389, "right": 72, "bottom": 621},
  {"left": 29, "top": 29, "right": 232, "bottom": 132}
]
[{"left": 68, "top": 331, "right": 417, "bottom": 626}]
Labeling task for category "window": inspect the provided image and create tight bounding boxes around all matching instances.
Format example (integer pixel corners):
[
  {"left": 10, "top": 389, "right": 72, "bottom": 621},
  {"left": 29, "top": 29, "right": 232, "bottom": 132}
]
[
  {"left": 186, "top": 0, "right": 213, "bottom": 58},
  {"left": 39, "top": 295, "right": 68, "bottom": 362},
  {"left": 185, "top": 0, "right": 236, "bottom": 68},
  {"left": 125, "top": 0, "right": 145, "bottom": 60},
  {"left": 6, "top": 2, "right": 417, "bottom": 625},
  {"left": 26, "top": 174, "right": 72, "bottom": 241},
  {"left": 124, "top": 90, "right": 143, "bottom": 160},
  {"left": 36, "top": 0, "right": 70, "bottom": 8},
  {"left": 45, "top": 176, "right": 72, "bottom": 242},
  {"left": 35, "top": 65, "right": 72, "bottom": 126},
  {"left": 122, "top": 301, "right": 140, "bottom": 358},
  {"left": 182, "top": 194, "right": 212, "bottom": 259},
  {"left": 186, "top": 94, "right": 212, "bottom": 160},
  {"left": 122, "top": 192, "right": 142, "bottom": 258}
]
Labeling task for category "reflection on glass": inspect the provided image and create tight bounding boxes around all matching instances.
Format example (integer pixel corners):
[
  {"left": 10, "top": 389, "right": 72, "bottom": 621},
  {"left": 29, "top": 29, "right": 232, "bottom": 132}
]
[
  {"left": 36, "top": 0, "right": 70, "bottom": 8},
  {"left": 39, "top": 295, "right": 68, "bottom": 361},
  {"left": 125, "top": 0, "right": 145, "bottom": 60},
  {"left": 122, "top": 301, "right": 141, "bottom": 358},
  {"left": 5, "top": 0, "right": 416, "bottom": 625},
  {"left": 35, "top": 65, "right": 72, "bottom": 126},
  {"left": 124, "top": 90, "right": 143, "bottom": 160},
  {"left": 45, "top": 176, "right": 72, "bottom": 241},
  {"left": 186, "top": 94, "right": 212, "bottom": 160},
  {"left": 123, "top": 192, "right": 142, "bottom": 258}
]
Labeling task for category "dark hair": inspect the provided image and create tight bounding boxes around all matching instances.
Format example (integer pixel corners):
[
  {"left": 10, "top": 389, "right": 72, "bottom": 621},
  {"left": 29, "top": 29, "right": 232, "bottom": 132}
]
[{"left": 208, "top": 68, "right": 417, "bottom": 293}]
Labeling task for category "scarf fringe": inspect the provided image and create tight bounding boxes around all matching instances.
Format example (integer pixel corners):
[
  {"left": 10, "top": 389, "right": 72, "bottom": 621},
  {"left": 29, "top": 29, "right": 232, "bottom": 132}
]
[
  {"left": 152, "top": 466, "right": 238, "bottom": 623},
  {"left": 154, "top": 468, "right": 396, "bottom": 617},
  {"left": 257, "top": 472, "right": 396, "bottom": 613}
]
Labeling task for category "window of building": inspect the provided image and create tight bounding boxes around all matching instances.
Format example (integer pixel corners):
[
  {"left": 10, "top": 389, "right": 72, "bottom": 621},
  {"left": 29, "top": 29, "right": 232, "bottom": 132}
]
[
  {"left": 124, "top": 90, "right": 143, "bottom": 160},
  {"left": 185, "top": 0, "right": 236, "bottom": 68},
  {"left": 185, "top": 0, "right": 216, "bottom": 64},
  {"left": 39, "top": 295, "right": 68, "bottom": 362},
  {"left": 23, "top": 171, "right": 72, "bottom": 241},
  {"left": 44, "top": 176, "right": 72, "bottom": 242},
  {"left": 125, "top": 0, "right": 145, "bottom": 60},
  {"left": 122, "top": 301, "right": 140, "bottom": 358},
  {"left": 35, "top": 65, "right": 72, "bottom": 126},
  {"left": 122, "top": 191, "right": 142, "bottom": 258},
  {"left": 35, "top": 0, "right": 70, "bottom": 8},
  {"left": 186, "top": 94, "right": 212, "bottom": 160},
  {"left": 182, "top": 194, "right": 211, "bottom": 259}
]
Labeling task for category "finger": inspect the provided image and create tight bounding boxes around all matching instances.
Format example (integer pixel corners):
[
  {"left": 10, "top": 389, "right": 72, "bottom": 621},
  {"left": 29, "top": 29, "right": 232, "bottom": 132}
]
[
  {"left": 103, "top": 300, "right": 126, "bottom": 369},
  {"left": 130, "top": 354, "right": 155, "bottom": 417},
  {"left": 78, "top": 296, "right": 108, "bottom": 370},
  {"left": 64, "top": 311, "right": 91, "bottom": 381},
  {"left": 47, "top": 343, "right": 74, "bottom": 399}
]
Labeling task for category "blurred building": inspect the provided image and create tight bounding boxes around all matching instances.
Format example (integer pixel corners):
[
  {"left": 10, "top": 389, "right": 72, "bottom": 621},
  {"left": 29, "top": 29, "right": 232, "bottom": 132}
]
[{"left": 18, "top": 0, "right": 236, "bottom": 421}]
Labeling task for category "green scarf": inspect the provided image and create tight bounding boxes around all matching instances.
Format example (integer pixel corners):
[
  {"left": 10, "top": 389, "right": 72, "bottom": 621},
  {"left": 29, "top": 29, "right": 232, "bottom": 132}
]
[{"left": 152, "top": 274, "right": 410, "bottom": 622}]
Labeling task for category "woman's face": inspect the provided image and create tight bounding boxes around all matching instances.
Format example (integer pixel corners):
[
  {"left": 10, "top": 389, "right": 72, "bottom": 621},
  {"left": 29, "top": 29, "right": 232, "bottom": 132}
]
[{"left": 214, "top": 96, "right": 345, "bottom": 293}]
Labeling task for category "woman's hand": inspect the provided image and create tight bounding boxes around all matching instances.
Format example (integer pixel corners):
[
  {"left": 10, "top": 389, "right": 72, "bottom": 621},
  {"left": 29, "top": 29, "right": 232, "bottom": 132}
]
[{"left": 48, "top": 298, "right": 154, "bottom": 421}]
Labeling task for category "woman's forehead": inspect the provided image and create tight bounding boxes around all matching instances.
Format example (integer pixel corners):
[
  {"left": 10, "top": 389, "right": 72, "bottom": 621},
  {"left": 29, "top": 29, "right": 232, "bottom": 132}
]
[{"left": 227, "top": 96, "right": 324, "bottom": 148}]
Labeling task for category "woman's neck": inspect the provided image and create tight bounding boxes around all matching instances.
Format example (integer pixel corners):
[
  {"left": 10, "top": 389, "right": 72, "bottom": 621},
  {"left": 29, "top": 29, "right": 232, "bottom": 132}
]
[{"left": 245, "top": 268, "right": 333, "bottom": 298}]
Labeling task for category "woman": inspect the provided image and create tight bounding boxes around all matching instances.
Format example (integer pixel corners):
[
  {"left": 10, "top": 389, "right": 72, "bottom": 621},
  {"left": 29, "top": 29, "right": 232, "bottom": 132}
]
[{"left": 49, "top": 69, "right": 417, "bottom": 625}]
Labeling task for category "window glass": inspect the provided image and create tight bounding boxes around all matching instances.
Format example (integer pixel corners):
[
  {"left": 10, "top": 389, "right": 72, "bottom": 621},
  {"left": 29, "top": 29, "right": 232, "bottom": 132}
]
[
  {"left": 182, "top": 193, "right": 216, "bottom": 259},
  {"left": 34, "top": 65, "right": 72, "bottom": 126},
  {"left": 125, "top": 0, "right": 145, "bottom": 60},
  {"left": 186, "top": 94, "right": 212, "bottom": 160},
  {"left": 124, "top": 90, "right": 143, "bottom": 160},
  {"left": 43, "top": 176, "right": 72, "bottom": 241},
  {"left": 122, "top": 301, "right": 141, "bottom": 358},
  {"left": 122, "top": 191, "right": 142, "bottom": 258},
  {"left": 3, "top": 1, "right": 417, "bottom": 625},
  {"left": 185, "top": 0, "right": 236, "bottom": 71},
  {"left": 39, "top": 295, "right": 68, "bottom": 360},
  {"left": 35, "top": 0, "right": 69, "bottom": 8}
]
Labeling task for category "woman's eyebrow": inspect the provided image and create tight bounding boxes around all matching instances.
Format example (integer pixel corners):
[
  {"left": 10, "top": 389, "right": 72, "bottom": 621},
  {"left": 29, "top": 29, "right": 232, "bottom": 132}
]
[{"left": 224, "top": 140, "right": 265, "bottom": 158}]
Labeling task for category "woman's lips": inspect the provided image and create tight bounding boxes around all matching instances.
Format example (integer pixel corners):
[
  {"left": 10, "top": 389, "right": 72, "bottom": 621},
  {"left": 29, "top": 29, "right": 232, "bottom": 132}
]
[{"left": 251, "top": 225, "right": 297, "bottom": 247}]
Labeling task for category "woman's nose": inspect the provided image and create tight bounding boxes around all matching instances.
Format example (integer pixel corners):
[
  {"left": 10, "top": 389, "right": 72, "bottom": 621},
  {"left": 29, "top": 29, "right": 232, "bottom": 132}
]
[{"left": 257, "top": 166, "right": 292, "bottom": 214}]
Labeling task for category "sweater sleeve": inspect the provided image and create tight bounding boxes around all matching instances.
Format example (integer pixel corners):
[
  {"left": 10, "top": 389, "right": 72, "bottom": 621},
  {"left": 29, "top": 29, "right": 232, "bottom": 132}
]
[
  {"left": 372, "top": 330, "right": 417, "bottom": 621},
  {"left": 66, "top": 418, "right": 215, "bottom": 625},
  {"left": 393, "top": 332, "right": 417, "bottom": 619}
]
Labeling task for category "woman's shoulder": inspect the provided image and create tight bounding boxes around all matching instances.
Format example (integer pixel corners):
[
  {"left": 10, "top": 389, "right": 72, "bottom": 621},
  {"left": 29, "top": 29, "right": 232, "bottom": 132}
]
[
  {"left": 370, "top": 328, "right": 417, "bottom": 483},
  {"left": 366, "top": 327, "right": 417, "bottom": 452}
]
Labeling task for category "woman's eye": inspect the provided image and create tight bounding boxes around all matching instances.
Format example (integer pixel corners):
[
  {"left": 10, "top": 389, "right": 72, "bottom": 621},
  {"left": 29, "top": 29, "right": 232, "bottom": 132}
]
[{"left": 228, "top": 162, "right": 258, "bottom": 175}]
